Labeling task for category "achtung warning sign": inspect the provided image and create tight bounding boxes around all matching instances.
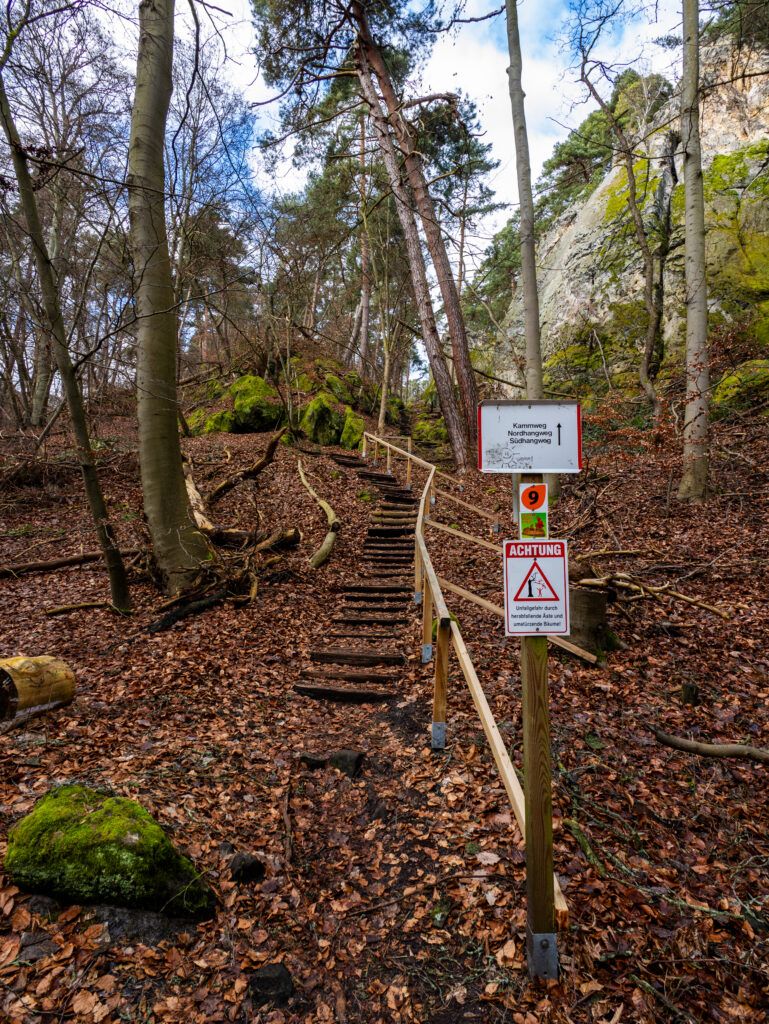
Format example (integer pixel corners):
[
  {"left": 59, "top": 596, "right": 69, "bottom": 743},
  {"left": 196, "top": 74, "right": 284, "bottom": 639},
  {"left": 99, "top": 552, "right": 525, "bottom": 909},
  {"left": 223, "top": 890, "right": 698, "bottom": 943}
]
[{"left": 504, "top": 540, "right": 570, "bottom": 636}]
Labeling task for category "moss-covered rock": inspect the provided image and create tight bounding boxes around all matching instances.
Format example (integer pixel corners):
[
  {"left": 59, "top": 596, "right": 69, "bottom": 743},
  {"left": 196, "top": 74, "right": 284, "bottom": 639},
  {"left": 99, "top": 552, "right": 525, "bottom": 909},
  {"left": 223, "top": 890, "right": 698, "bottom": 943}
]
[
  {"left": 324, "top": 373, "right": 353, "bottom": 404},
  {"left": 229, "top": 375, "right": 284, "bottom": 432},
  {"left": 4, "top": 785, "right": 214, "bottom": 918},
  {"left": 712, "top": 359, "right": 769, "bottom": 413},
  {"left": 203, "top": 410, "right": 235, "bottom": 434},
  {"left": 295, "top": 372, "right": 318, "bottom": 395},
  {"left": 187, "top": 408, "right": 207, "bottom": 435},
  {"left": 299, "top": 391, "right": 344, "bottom": 446},
  {"left": 340, "top": 407, "right": 365, "bottom": 449},
  {"left": 413, "top": 416, "right": 448, "bottom": 445}
]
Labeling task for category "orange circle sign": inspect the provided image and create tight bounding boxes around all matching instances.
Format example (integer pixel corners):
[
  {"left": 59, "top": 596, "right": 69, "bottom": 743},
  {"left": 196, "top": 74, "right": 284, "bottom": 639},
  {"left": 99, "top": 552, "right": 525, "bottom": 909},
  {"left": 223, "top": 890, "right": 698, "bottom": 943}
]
[{"left": 520, "top": 484, "right": 547, "bottom": 512}]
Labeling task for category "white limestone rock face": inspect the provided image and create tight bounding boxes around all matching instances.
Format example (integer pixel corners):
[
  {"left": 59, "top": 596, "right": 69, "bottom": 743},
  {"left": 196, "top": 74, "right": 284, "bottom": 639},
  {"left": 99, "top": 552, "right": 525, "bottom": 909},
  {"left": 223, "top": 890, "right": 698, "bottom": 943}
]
[{"left": 500, "top": 43, "right": 769, "bottom": 381}]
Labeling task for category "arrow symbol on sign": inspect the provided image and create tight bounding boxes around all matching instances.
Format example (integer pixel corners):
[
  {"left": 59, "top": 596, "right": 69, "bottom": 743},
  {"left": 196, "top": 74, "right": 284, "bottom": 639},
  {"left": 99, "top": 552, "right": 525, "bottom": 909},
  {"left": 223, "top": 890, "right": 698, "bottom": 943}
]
[{"left": 557, "top": 423, "right": 562, "bottom": 445}]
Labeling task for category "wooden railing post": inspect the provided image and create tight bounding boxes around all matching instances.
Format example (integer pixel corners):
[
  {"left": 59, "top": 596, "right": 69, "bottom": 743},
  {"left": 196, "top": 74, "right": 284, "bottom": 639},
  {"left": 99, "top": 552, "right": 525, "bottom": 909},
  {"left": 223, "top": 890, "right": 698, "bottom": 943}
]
[
  {"left": 386, "top": 443, "right": 392, "bottom": 475},
  {"left": 432, "top": 618, "right": 450, "bottom": 749},
  {"left": 362, "top": 434, "right": 368, "bottom": 459},
  {"left": 406, "top": 438, "right": 412, "bottom": 490},
  {"left": 414, "top": 543, "right": 422, "bottom": 605},
  {"left": 373, "top": 439, "right": 378, "bottom": 465},
  {"left": 421, "top": 575, "right": 433, "bottom": 663}
]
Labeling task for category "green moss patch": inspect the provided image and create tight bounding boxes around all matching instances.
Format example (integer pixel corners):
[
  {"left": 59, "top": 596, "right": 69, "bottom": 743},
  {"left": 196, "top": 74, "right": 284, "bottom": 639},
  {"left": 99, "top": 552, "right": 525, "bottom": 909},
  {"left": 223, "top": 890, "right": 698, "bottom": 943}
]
[
  {"left": 324, "top": 373, "right": 353, "bottom": 404},
  {"left": 340, "top": 407, "right": 365, "bottom": 449},
  {"left": 203, "top": 410, "right": 235, "bottom": 434},
  {"left": 4, "top": 785, "right": 214, "bottom": 918},
  {"left": 712, "top": 359, "right": 769, "bottom": 414},
  {"left": 299, "top": 391, "right": 344, "bottom": 446},
  {"left": 413, "top": 416, "right": 448, "bottom": 445},
  {"left": 229, "top": 375, "right": 284, "bottom": 432}
]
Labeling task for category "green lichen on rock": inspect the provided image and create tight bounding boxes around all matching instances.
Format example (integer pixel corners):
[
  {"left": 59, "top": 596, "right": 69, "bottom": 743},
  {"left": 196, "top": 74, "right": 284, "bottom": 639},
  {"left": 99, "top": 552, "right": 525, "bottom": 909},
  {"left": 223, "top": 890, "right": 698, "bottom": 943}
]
[
  {"left": 712, "top": 359, "right": 769, "bottom": 414},
  {"left": 324, "top": 373, "right": 353, "bottom": 404},
  {"left": 4, "top": 785, "right": 214, "bottom": 918},
  {"left": 295, "top": 372, "right": 317, "bottom": 394},
  {"left": 299, "top": 391, "right": 344, "bottom": 446},
  {"left": 229, "top": 375, "right": 284, "bottom": 432},
  {"left": 412, "top": 416, "right": 448, "bottom": 445},
  {"left": 603, "top": 158, "right": 660, "bottom": 224},
  {"left": 203, "top": 410, "right": 235, "bottom": 434},
  {"left": 340, "top": 407, "right": 365, "bottom": 449}
]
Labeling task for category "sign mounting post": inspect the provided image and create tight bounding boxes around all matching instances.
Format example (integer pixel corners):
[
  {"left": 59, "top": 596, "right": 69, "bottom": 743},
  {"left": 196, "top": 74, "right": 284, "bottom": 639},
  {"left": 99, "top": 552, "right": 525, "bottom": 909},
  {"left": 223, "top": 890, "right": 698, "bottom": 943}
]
[{"left": 479, "top": 402, "right": 583, "bottom": 982}]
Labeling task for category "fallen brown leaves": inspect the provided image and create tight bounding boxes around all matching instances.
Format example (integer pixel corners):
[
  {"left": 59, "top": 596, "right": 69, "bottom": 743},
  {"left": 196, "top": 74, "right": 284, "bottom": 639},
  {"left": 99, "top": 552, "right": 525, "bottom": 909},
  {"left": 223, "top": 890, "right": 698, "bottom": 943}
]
[{"left": 0, "top": 404, "right": 768, "bottom": 1022}]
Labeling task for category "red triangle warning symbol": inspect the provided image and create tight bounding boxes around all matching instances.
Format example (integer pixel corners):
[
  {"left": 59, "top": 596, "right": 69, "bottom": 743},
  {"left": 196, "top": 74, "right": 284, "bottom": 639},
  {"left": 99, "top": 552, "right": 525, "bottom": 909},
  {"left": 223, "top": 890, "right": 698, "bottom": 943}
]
[{"left": 513, "top": 560, "right": 559, "bottom": 602}]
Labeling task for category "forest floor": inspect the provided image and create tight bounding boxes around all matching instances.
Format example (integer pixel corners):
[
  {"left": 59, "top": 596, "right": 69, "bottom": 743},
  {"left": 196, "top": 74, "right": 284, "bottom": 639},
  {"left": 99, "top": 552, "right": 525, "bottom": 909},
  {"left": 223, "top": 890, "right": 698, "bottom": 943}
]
[{"left": 1, "top": 398, "right": 768, "bottom": 1024}]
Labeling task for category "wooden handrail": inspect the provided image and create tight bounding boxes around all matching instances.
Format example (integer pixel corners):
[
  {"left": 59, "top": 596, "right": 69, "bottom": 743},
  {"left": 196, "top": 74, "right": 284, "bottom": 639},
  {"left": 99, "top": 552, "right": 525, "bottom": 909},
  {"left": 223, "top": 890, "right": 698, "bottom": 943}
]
[
  {"left": 450, "top": 621, "right": 569, "bottom": 927},
  {"left": 425, "top": 518, "right": 502, "bottom": 554},
  {"left": 434, "top": 487, "right": 500, "bottom": 523}
]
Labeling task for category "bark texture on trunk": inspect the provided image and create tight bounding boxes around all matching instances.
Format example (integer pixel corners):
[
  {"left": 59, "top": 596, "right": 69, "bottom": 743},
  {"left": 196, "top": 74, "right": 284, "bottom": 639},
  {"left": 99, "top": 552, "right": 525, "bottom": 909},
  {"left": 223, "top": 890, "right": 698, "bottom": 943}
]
[
  {"left": 352, "top": 2, "right": 478, "bottom": 446},
  {"left": 358, "top": 112, "right": 372, "bottom": 372},
  {"left": 678, "top": 0, "right": 709, "bottom": 501},
  {"left": 356, "top": 50, "right": 469, "bottom": 472},
  {"left": 505, "top": 0, "right": 543, "bottom": 403},
  {"left": 0, "top": 74, "right": 130, "bottom": 609},
  {"left": 128, "top": 0, "right": 209, "bottom": 591}
]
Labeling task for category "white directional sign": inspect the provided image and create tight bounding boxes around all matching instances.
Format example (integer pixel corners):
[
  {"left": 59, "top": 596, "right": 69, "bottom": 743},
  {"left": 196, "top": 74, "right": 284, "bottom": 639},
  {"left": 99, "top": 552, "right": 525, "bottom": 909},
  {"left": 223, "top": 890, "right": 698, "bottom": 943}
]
[
  {"left": 478, "top": 401, "right": 582, "bottom": 474},
  {"left": 503, "top": 540, "right": 570, "bottom": 636}
]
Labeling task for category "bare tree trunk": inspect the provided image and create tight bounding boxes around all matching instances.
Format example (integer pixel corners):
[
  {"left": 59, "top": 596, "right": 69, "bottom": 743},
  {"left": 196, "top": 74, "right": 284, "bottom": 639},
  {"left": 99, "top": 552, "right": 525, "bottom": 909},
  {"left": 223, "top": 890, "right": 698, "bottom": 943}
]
[
  {"left": 356, "top": 50, "right": 469, "bottom": 472},
  {"left": 506, "top": 0, "right": 544, "bottom": 403},
  {"left": 0, "top": 74, "right": 129, "bottom": 609},
  {"left": 358, "top": 112, "right": 372, "bottom": 373},
  {"left": 678, "top": 0, "right": 709, "bottom": 501},
  {"left": 352, "top": 2, "right": 478, "bottom": 446},
  {"left": 128, "top": 0, "right": 209, "bottom": 593},
  {"left": 377, "top": 339, "right": 391, "bottom": 435}
]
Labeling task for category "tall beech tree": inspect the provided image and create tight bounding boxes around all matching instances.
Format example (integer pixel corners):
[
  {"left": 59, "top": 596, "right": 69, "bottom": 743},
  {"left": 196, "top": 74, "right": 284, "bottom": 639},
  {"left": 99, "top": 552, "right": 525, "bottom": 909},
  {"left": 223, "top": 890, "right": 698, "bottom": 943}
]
[
  {"left": 128, "top": 0, "right": 209, "bottom": 592},
  {"left": 678, "top": 0, "right": 709, "bottom": 500}
]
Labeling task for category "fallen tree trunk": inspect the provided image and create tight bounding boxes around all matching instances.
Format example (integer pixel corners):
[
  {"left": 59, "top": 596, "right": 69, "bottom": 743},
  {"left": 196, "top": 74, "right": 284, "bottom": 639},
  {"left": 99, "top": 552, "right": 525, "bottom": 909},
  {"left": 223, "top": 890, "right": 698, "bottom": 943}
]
[
  {"left": 0, "top": 656, "right": 76, "bottom": 722},
  {"left": 183, "top": 463, "right": 256, "bottom": 547},
  {"left": 297, "top": 459, "right": 339, "bottom": 569},
  {"left": 208, "top": 426, "right": 287, "bottom": 506},
  {"left": 253, "top": 526, "right": 301, "bottom": 554},
  {"left": 650, "top": 726, "right": 769, "bottom": 765},
  {"left": 0, "top": 549, "right": 140, "bottom": 579}
]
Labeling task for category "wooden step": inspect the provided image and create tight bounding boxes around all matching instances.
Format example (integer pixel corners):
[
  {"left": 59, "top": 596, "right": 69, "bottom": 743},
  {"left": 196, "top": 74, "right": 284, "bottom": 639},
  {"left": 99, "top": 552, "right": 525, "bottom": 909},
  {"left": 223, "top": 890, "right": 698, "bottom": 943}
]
[
  {"left": 309, "top": 648, "right": 405, "bottom": 666},
  {"left": 328, "top": 632, "right": 400, "bottom": 640},
  {"left": 302, "top": 668, "right": 398, "bottom": 684},
  {"left": 333, "top": 615, "right": 408, "bottom": 626},
  {"left": 339, "top": 604, "right": 407, "bottom": 614},
  {"left": 294, "top": 684, "right": 396, "bottom": 704},
  {"left": 343, "top": 593, "right": 410, "bottom": 603},
  {"left": 344, "top": 589, "right": 415, "bottom": 598}
]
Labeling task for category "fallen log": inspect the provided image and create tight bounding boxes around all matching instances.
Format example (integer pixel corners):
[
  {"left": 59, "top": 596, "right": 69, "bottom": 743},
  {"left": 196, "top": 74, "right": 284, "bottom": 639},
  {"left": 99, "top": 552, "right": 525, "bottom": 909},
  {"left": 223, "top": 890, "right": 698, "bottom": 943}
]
[
  {"left": 0, "top": 549, "right": 139, "bottom": 579},
  {"left": 0, "top": 656, "right": 76, "bottom": 723},
  {"left": 253, "top": 527, "right": 301, "bottom": 554},
  {"left": 650, "top": 726, "right": 769, "bottom": 765},
  {"left": 208, "top": 426, "right": 287, "bottom": 505},
  {"left": 147, "top": 591, "right": 228, "bottom": 633},
  {"left": 297, "top": 459, "right": 339, "bottom": 568},
  {"left": 183, "top": 464, "right": 254, "bottom": 547}
]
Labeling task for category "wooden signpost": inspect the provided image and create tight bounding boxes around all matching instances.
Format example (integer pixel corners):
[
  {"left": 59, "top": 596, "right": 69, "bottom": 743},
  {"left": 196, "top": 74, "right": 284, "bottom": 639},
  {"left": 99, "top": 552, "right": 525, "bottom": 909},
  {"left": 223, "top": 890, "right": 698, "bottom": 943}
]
[{"left": 478, "top": 402, "right": 584, "bottom": 982}]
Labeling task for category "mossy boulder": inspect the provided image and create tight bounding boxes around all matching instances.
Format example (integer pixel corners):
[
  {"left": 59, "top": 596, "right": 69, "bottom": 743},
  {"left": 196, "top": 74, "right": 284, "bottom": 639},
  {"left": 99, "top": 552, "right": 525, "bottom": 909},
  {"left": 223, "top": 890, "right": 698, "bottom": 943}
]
[
  {"left": 186, "top": 408, "right": 207, "bottom": 434},
  {"left": 4, "top": 785, "right": 214, "bottom": 919},
  {"left": 385, "top": 395, "right": 406, "bottom": 426},
  {"left": 340, "top": 407, "right": 365, "bottom": 450},
  {"left": 712, "top": 359, "right": 769, "bottom": 414},
  {"left": 324, "top": 373, "right": 353, "bottom": 404},
  {"left": 413, "top": 416, "right": 448, "bottom": 445},
  {"left": 202, "top": 410, "right": 235, "bottom": 434},
  {"left": 229, "top": 375, "right": 284, "bottom": 432},
  {"left": 299, "top": 391, "right": 344, "bottom": 446},
  {"left": 295, "top": 372, "right": 318, "bottom": 394}
]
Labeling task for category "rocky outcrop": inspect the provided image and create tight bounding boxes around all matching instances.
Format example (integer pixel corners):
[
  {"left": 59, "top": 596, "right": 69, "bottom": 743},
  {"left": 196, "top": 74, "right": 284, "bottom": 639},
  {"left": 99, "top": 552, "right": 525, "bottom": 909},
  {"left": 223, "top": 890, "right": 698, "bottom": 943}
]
[{"left": 501, "top": 43, "right": 769, "bottom": 389}]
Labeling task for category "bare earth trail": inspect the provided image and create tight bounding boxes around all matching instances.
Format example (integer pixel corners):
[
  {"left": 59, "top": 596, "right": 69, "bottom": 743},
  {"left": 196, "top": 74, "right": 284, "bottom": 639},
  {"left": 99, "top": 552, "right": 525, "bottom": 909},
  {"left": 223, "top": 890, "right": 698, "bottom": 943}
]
[{"left": 1, "top": 413, "right": 769, "bottom": 1022}]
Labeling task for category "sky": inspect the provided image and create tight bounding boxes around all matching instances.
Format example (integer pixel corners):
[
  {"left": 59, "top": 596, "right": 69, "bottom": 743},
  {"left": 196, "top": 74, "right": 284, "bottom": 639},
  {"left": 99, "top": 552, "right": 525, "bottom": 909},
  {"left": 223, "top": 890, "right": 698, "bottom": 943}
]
[{"left": 190, "top": 0, "right": 682, "bottom": 273}]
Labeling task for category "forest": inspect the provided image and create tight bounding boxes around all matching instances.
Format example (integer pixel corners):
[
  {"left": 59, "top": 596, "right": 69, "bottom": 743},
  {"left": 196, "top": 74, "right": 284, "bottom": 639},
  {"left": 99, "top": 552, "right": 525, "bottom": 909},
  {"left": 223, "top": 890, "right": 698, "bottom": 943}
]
[{"left": 0, "top": 0, "right": 768, "bottom": 1021}]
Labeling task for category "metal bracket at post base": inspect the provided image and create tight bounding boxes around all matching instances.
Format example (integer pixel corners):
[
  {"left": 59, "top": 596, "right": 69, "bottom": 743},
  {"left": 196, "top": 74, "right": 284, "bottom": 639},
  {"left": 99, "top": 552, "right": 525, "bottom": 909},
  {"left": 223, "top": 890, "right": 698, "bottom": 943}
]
[
  {"left": 421, "top": 643, "right": 432, "bottom": 663},
  {"left": 526, "top": 927, "right": 558, "bottom": 980},
  {"left": 431, "top": 721, "right": 446, "bottom": 749},
  {"left": 413, "top": 591, "right": 422, "bottom": 605}
]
